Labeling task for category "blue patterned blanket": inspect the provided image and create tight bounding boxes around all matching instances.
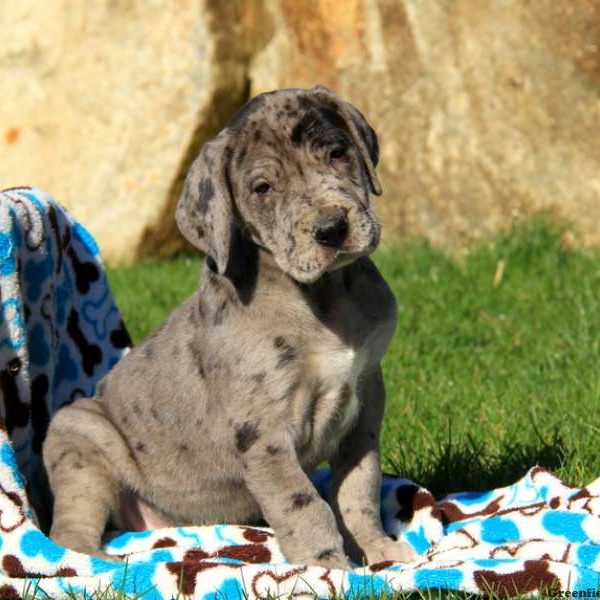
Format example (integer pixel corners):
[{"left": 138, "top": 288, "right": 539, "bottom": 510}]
[{"left": 0, "top": 187, "right": 598, "bottom": 599}]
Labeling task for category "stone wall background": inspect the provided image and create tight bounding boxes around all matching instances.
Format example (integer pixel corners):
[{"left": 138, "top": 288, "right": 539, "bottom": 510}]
[{"left": 1, "top": 0, "right": 599, "bottom": 263}]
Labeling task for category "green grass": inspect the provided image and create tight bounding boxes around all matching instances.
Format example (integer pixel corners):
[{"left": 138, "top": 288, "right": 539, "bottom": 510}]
[
  {"left": 89, "top": 218, "right": 600, "bottom": 599},
  {"left": 376, "top": 219, "right": 600, "bottom": 493}
]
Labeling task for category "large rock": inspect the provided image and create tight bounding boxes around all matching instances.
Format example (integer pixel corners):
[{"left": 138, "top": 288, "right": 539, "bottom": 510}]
[
  {"left": 0, "top": 0, "right": 270, "bottom": 263},
  {"left": 2, "top": 1, "right": 600, "bottom": 262},
  {"left": 250, "top": 0, "right": 600, "bottom": 247}
]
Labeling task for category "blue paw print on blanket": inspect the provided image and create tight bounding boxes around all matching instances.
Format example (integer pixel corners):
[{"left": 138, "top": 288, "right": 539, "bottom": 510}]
[{"left": 21, "top": 531, "right": 66, "bottom": 563}]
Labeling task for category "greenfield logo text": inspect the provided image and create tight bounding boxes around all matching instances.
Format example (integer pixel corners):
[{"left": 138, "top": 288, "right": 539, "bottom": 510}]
[{"left": 547, "top": 591, "right": 600, "bottom": 598}]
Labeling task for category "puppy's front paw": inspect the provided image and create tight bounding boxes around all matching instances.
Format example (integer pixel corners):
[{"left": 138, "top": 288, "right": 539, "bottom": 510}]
[
  {"left": 364, "top": 537, "right": 418, "bottom": 565},
  {"left": 51, "top": 530, "right": 120, "bottom": 562}
]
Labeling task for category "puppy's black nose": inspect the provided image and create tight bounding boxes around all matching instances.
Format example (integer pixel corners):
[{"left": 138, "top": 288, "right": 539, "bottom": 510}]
[{"left": 313, "top": 208, "right": 349, "bottom": 248}]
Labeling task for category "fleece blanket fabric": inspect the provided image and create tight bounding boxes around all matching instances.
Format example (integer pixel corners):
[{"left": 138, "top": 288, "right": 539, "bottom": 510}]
[{"left": 0, "top": 188, "right": 598, "bottom": 599}]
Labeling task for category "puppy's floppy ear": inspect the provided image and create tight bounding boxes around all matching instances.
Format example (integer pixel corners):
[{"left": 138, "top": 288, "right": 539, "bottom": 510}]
[
  {"left": 176, "top": 131, "right": 234, "bottom": 274},
  {"left": 310, "top": 85, "right": 382, "bottom": 196},
  {"left": 343, "top": 105, "right": 380, "bottom": 169}
]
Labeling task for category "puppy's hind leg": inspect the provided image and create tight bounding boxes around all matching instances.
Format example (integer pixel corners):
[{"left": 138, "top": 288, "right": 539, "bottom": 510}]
[{"left": 43, "top": 399, "right": 135, "bottom": 558}]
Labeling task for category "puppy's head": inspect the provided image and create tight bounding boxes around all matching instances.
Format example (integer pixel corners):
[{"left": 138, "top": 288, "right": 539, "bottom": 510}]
[{"left": 177, "top": 86, "right": 382, "bottom": 283}]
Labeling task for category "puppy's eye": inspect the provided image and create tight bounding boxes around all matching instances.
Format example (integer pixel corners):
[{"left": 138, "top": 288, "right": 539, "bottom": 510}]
[
  {"left": 330, "top": 146, "right": 348, "bottom": 161},
  {"left": 254, "top": 182, "right": 271, "bottom": 195}
]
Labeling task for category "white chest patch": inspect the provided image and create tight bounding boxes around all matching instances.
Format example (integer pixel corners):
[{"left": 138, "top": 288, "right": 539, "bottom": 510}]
[
  {"left": 302, "top": 345, "right": 364, "bottom": 456},
  {"left": 320, "top": 347, "right": 357, "bottom": 385}
]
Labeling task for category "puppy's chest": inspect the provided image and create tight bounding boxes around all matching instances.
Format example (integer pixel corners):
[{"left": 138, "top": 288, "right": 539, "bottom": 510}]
[{"left": 293, "top": 343, "right": 364, "bottom": 461}]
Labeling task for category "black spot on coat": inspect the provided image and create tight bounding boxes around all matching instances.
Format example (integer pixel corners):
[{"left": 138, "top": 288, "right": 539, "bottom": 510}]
[
  {"left": 197, "top": 178, "right": 215, "bottom": 214},
  {"left": 315, "top": 548, "right": 337, "bottom": 561},
  {"left": 291, "top": 104, "right": 348, "bottom": 147},
  {"left": 235, "top": 422, "right": 260, "bottom": 453},
  {"left": 290, "top": 492, "right": 313, "bottom": 510}
]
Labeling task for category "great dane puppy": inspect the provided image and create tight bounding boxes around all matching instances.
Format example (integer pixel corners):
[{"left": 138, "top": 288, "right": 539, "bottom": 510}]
[{"left": 43, "top": 86, "right": 416, "bottom": 568}]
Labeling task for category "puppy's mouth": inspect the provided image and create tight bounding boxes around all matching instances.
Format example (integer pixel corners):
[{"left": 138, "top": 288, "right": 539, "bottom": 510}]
[
  {"left": 278, "top": 221, "right": 381, "bottom": 284},
  {"left": 323, "top": 226, "right": 380, "bottom": 271},
  {"left": 325, "top": 248, "right": 370, "bottom": 271}
]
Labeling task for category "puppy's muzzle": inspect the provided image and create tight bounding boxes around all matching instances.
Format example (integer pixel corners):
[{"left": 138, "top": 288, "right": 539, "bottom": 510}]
[{"left": 313, "top": 207, "right": 349, "bottom": 249}]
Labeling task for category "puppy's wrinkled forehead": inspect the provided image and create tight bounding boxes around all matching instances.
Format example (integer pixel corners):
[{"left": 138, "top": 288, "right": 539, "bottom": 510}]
[{"left": 227, "top": 90, "right": 350, "bottom": 162}]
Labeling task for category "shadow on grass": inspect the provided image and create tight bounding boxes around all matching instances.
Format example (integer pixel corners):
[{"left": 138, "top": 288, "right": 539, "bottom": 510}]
[{"left": 386, "top": 424, "right": 567, "bottom": 498}]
